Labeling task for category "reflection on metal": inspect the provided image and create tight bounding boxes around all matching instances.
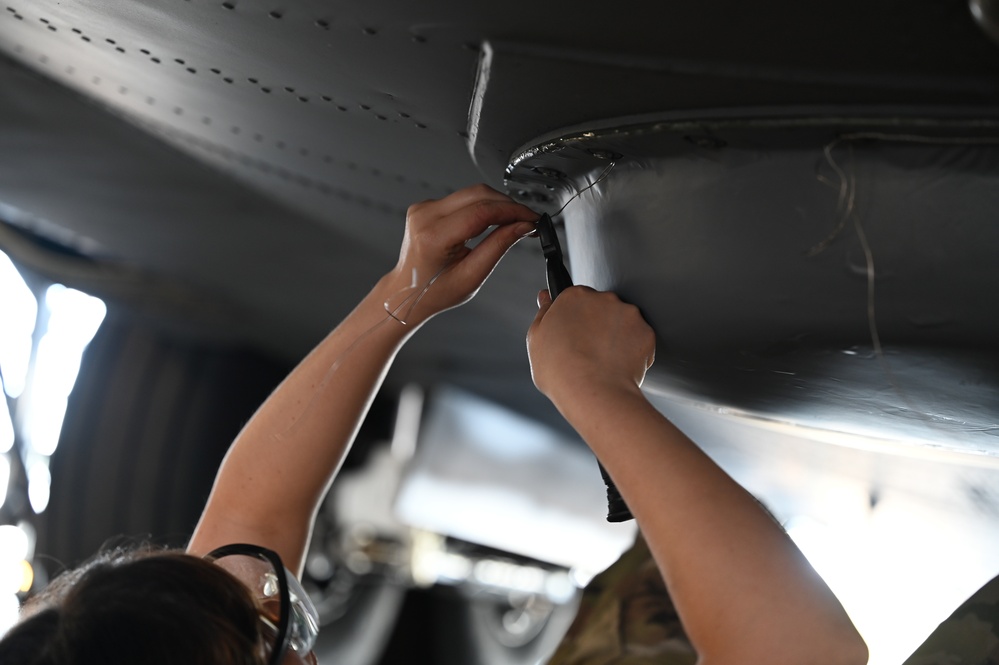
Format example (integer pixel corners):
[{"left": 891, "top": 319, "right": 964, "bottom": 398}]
[
  {"left": 510, "top": 113, "right": 999, "bottom": 461},
  {"left": 408, "top": 529, "right": 576, "bottom": 604},
  {"left": 321, "top": 386, "right": 605, "bottom": 613},
  {"left": 971, "top": 0, "right": 999, "bottom": 45},
  {"left": 312, "top": 381, "right": 625, "bottom": 660},
  {"left": 389, "top": 384, "right": 423, "bottom": 462},
  {"left": 4, "top": 0, "right": 999, "bottom": 437},
  {"left": 394, "top": 386, "right": 635, "bottom": 574},
  {"left": 654, "top": 394, "right": 999, "bottom": 665}
]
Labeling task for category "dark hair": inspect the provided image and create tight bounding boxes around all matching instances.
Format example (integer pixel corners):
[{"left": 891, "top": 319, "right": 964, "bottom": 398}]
[{"left": 0, "top": 546, "right": 265, "bottom": 665}]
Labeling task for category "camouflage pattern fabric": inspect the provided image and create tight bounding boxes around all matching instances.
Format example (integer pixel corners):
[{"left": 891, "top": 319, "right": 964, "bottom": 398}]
[
  {"left": 547, "top": 535, "right": 697, "bottom": 665},
  {"left": 549, "top": 532, "right": 999, "bottom": 665},
  {"left": 904, "top": 573, "right": 999, "bottom": 665}
]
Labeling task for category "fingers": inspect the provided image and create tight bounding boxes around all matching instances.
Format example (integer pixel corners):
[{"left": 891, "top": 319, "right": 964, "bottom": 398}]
[
  {"left": 403, "top": 189, "right": 537, "bottom": 275},
  {"left": 527, "top": 286, "right": 656, "bottom": 396},
  {"left": 529, "top": 289, "right": 553, "bottom": 331},
  {"left": 528, "top": 286, "right": 587, "bottom": 348},
  {"left": 413, "top": 184, "right": 510, "bottom": 215},
  {"left": 450, "top": 218, "right": 535, "bottom": 285},
  {"left": 409, "top": 183, "right": 513, "bottom": 219},
  {"left": 526, "top": 290, "right": 552, "bottom": 384},
  {"left": 393, "top": 184, "right": 538, "bottom": 318},
  {"left": 437, "top": 199, "right": 538, "bottom": 250}
]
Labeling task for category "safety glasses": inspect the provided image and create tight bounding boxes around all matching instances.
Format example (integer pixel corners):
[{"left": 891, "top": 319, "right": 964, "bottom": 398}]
[{"left": 204, "top": 544, "right": 320, "bottom": 665}]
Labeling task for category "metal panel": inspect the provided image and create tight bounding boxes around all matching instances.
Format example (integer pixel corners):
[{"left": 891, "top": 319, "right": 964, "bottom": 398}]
[{"left": 511, "top": 116, "right": 999, "bottom": 458}]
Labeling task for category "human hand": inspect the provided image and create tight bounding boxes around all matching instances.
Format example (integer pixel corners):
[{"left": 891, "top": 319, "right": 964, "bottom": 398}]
[
  {"left": 384, "top": 184, "right": 537, "bottom": 324},
  {"left": 527, "top": 287, "right": 656, "bottom": 406}
]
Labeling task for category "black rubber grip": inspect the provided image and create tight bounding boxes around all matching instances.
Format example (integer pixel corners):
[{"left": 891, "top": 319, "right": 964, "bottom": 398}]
[
  {"left": 599, "top": 465, "right": 633, "bottom": 523},
  {"left": 541, "top": 213, "right": 633, "bottom": 523}
]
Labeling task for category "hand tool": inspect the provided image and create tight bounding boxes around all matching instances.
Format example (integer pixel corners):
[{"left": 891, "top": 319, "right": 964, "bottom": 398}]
[{"left": 537, "top": 212, "right": 633, "bottom": 523}]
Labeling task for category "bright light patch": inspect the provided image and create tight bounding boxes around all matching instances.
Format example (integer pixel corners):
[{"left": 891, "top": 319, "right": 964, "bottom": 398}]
[
  {"left": 787, "top": 497, "right": 997, "bottom": 665},
  {"left": 0, "top": 524, "right": 29, "bottom": 594},
  {"left": 473, "top": 559, "right": 545, "bottom": 594},
  {"left": 22, "top": 284, "right": 105, "bottom": 457},
  {"left": 17, "top": 560, "right": 33, "bottom": 593},
  {"left": 0, "top": 523, "right": 31, "bottom": 635},
  {"left": 395, "top": 387, "right": 636, "bottom": 575},
  {"left": 0, "top": 251, "right": 37, "bottom": 399},
  {"left": 0, "top": 455, "right": 9, "bottom": 511},
  {"left": 0, "top": 593, "right": 18, "bottom": 638},
  {"left": 26, "top": 460, "right": 50, "bottom": 514},
  {"left": 0, "top": 399, "right": 13, "bottom": 454}
]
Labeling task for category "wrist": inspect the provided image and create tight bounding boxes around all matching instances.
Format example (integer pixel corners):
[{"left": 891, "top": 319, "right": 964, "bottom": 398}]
[
  {"left": 545, "top": 374, "right": 646, "bottom": 425},
  {"left": 374, "top": 269, "right": 437, "bottom": 328}
]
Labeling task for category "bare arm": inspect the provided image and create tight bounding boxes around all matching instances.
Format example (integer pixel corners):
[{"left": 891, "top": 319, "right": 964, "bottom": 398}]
[
  {"left": 527, "top": 287, "right": 868, "bottom": 665},
  {"left": 187, "top": 185, "right": 537, "bottom": 575}
]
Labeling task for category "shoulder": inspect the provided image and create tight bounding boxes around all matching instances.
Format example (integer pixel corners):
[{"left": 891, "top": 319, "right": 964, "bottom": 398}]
[{"left": 547, "top": 536, "right": 697, "bottom": 665}]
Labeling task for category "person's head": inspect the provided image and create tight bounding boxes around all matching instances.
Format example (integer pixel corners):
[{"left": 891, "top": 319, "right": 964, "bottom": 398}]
[{"left": 0, "top": 544, "right": 318, "bottom": 665}]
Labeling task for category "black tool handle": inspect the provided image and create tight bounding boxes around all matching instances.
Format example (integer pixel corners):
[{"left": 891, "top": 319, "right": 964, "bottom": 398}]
[
  {"left": 545, "top": 251, "right": 633, "bottom": 523},
  {"left": 546, "top": 258, "right": 573, "bottom": 301}
]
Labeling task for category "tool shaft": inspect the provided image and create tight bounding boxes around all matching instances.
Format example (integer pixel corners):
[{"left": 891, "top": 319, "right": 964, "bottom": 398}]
[{"left": 537, "top": 213, "right": 633, "bottom": 523}]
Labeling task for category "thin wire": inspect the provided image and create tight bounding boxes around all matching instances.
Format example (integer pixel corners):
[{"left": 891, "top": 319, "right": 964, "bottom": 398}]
[
  {"left": 809, "top": 132, "right": 999, "bottom": 257},
  {"left": 817, "top": 140, "right": 882, "bottom": 360},
  {"left": 813, "top": 130, "right": 999, "bottom": 355},
  {"left": 382, "top": 263, "right": 451, "bottom": 325},
  {"left": 279, "top": 161, "right": 618, "bottom": 438},
  {"left": 843, "top": 147, "right": 882, "bottom": 358},
  {"left": 315, "top": 263, "right": 452, "bottom": 390},
  {"left": 812, "top": 133, "right": 979, "bottom": 438},
  {"left": 552, "top": 161, "right": 616, "bottom": 218},
  {"left": 275, "top": 263, "right": 454, "bottom": 439},
  {"left": 323, "top": 159, "right": 615, "bottom": 378}
]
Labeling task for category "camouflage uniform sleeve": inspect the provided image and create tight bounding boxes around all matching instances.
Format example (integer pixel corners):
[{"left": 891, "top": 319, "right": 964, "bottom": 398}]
[
  {"left": 546, "top": 534, "right": 697, "bottom": 665},
  {"left": 903, "top": 573, "right": 999, "bottom": 665}
]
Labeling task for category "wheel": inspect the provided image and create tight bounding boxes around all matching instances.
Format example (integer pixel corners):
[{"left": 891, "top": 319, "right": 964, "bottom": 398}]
[{"left": 433, "top": 587, "right": 581, "bottom": 665}]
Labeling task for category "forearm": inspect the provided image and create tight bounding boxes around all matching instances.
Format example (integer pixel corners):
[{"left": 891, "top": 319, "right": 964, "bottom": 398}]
[
  {"left": 188, "top": 272, "right": 415, "bottom": 571},
  {"left": 187, "top": 187, "right": 538, "bottom": 573},
  {"left": 553, "top": 383, "right": 867, "bottom": 665}
]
